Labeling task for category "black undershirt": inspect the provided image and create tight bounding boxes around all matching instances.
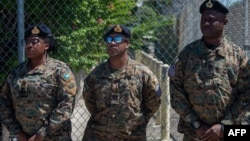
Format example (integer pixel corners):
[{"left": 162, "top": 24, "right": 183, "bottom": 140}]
[{"left": 202, "top": 38, "right": 220, "bottom": 50}]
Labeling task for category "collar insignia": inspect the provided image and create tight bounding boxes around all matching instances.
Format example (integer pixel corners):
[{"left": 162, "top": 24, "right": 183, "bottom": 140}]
[
  {"left": 114, "top": 25, "right": 122, "bottom": 33},
  {"left": 31, "top": 26, "right": 40, "bottom": 34}
]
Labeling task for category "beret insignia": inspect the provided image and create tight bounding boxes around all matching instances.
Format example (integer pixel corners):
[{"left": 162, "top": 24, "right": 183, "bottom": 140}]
[
  {"left": 31, "top": 26, "right": 40, "bottom": 34},
  {"left": 206, "top": 0, "right": 213, "bottom": 8},
  {"left": 200, "top": 0, "right": 229, "bottom": 14},
  {"left": 104, "top": 24, "right": 131, "bottom": 39},
  {"left": 114, "top": 25, "right": 122, "bottom": 33}
]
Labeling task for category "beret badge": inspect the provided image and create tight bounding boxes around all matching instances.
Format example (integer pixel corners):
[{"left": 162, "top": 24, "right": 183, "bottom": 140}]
[
  {"left": 114, "top": 25, "right": 122, "bottom": 33},
  {"left": 206, "top": 0, "right": 213, "bottom": 8},
  {"left": 31, "top": 26, "right": 40, "bottom": 34}
]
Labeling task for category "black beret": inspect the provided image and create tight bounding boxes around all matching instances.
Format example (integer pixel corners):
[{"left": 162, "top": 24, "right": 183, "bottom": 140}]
[
  {"left": 200, "top": 0, "right": 229, "bottom": 14},
  {"left": 104, "top": 24, "right": 131, "bottom": 39},
  {"left": 25, "top": 24, "right": 52, "bottom": 39}
]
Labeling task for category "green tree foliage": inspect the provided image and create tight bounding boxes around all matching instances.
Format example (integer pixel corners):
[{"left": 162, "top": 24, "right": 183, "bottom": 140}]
[
  {"left": 1, "top": 0, "right": 175, "bottom": 75},
  {"left": 54, "top": 0, "right": 175, "bottom": 72},
  {"left": 56, "top": 0, "right": 138, "bottom": 73},
  {"left": 131, "top": 1, "right": 177, "bottom": 64}
]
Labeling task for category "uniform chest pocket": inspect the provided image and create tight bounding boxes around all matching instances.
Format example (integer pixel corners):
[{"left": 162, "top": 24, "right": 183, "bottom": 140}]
[
  {"left": 184, "top": 60, "right": 201, "bottom": 78},
  {"left": 36, "top": 77, "right": 58, "bottom": 98},
  {"left": 119, "top": 76, "right": 142, "bottom": 96}
]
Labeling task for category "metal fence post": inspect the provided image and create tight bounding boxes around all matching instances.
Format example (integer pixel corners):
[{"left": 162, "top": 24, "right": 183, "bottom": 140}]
[
  {"left": 17, "top": 0, "right": 25, "bottom": 63},
  {"left": 243, "top": 0, "right": 249, "bottom": 52},
  {"left": 160, "top": 64, "right": 170, "bottom": 141}
]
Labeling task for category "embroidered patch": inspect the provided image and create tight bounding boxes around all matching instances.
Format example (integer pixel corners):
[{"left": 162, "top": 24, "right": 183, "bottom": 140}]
[
  {"left": 156, "top": 84, "right": 162, "bottom": 97},
  {"left": 168, "top": 65, "right": 175, "bottom": 77},
  {"left": 168, "top": 58, "right": 179, "bottom": 77},
  {"left": 62, "top": 73, "right": 71, "bottom": 81}
]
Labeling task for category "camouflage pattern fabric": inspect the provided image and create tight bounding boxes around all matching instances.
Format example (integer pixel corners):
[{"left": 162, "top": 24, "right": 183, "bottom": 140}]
[
  {"left": 182, "top": 132, "right": 223, "bottom": 141},
  {"left": 82, "top": 58, "right": 161, "bottom": 141},
  {"left": 0, "top": 56, "right": 77, "bottom": 141},
  {"left": 169, "top": 38, "right": 249, "bottom": 140},
  {"left": 234, "top": 59, "right": 250, "bottom": 125}
]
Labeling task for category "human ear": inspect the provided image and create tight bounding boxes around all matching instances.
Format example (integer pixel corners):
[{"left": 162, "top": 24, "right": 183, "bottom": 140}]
[
  {"left": 44, "top": 43, "right": 49, "bottom": 50},
  {"left": 223, "top": 18, "right": 228, "bottom": 25}
]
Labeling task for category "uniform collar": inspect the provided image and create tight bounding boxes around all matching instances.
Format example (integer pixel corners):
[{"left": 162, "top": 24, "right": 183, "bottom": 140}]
[
  {"left": 200, "top": 38, "right": 228, "bottom": 58},
  {"left": 101, "top": 57, "right": 133, "bottom": 78},
  {"left": 26, "top": 56, "right": 51, "bottom": 74}
]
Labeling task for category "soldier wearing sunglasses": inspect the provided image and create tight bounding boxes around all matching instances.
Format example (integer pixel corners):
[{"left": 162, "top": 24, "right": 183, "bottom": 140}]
[
  {"left": 82, "top": 24, "right": 161, "bottom": 141},
  {"left": 0, "top": 24, "right": 77, "bottom": 141}
]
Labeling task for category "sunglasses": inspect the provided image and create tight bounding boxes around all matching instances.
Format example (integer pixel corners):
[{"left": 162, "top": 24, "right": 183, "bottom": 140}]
[
  {"left": 105, "top": 36, "right": 128, "bottom": 43},
  {"left": 24, "top": 39, "right": 45, "bottom": 45}
]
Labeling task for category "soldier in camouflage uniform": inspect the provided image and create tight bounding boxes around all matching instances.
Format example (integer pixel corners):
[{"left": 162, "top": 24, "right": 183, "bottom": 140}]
[
  {"left": 0, "top": 24, "right": 77, "bottom": 141},
  {"left": 169, "top": 0, "right": 249, "bottom": 141},
  {"left": 82, "top": 24, "right": 161, "bottom": 141}
]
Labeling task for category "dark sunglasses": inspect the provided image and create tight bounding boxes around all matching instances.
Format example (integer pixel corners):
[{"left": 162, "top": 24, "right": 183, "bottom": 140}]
[
  {"left": 24, "top": 39, "right": 45, "bottom": 45},
  {"left": 105, "top": 36, "right": 128, "bottom": 43}
]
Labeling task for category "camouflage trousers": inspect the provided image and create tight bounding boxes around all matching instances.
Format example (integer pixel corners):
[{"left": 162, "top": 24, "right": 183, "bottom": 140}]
[
  {"left": 82, "top": 128, "right": 146, "bottom": 141},
  {"left": 42, "top": 136, "right": 72, "bottom": 141},
  {"left": 183, "top": 133, "right": 224, "bottom": 141},
  {"left": 178, "top": 119, "right": 224, "bottom": 141}
]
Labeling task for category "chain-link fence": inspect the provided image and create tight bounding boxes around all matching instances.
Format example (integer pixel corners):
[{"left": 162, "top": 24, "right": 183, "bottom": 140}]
[{"left": 0, "top": 0, "right": 249, "bottom": 141}]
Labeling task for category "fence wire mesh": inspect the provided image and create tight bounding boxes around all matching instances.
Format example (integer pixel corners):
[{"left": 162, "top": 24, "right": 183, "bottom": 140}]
[{"left": 0, "top": 0, "right": 249, "bottom": 141}]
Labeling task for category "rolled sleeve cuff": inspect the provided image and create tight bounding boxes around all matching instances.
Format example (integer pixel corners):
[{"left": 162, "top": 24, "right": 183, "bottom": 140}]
[
  {"left": 191, "top": 119, "right": 202, "bottom": 129},
  {"left": 37, "top": 126, "right": 47, "bottom": 138},
  {"left": 183, "top": 112, "right": 200, "bottom": 123},
  {"left": 221, "top": 113, "right": 235, "bottom": 125},
  {"left": 8, "top": 126, "right": 21, "bottom": 135}
]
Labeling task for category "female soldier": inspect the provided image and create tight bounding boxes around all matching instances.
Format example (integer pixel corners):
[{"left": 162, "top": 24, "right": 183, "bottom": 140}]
[{"left": 0, "top": 24, "right": 77, "bottom": 141}]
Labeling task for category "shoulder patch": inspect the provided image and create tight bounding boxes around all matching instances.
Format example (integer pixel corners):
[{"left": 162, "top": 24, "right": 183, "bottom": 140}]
[
  {"left": 168, "top": 58, "right": 179, "bottom": 77},
  {"left": 156, "top": 84, "right": 162, "bottom": 97},
  {"left": 168, "top": 65, "right": 175, "bottom": 77},
  {"left": 62, "top": 73, "right": 72, "bottom": 81}
]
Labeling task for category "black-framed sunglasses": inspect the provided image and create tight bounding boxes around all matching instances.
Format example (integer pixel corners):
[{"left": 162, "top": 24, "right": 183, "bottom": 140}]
[{"left": 105, "top": 36, "right": 128, "bottom": 43}]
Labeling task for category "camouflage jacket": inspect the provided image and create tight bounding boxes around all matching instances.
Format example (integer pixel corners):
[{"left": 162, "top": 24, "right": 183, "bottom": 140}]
[
  {"left": 169, "top": 38, "right": 249, "bottom": 130},
  {"left": 0, "top": 56, "right": 77, "bottom": 141},
  {"left": 82, "top": 58, "right": 161, "bottom": 140}
]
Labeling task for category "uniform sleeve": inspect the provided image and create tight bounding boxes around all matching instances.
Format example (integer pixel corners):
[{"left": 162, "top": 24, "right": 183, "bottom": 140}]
[
  {"left": 38, "top": 65, "right": 77, "bottom": 137},
  {"left": 169, "top": 56, "right": 201, "bottom": 128},
  {"left": 0, "top": 76, "right": 21, "bottom": 135},
  {"left": 142, "top": 70, "right": 161, "bottom": 123},
  {"left": 222, "top": 50, "right": 250, "bottom": 125},
  {"left": 82, "top": 74, "right": 97, "bottom": 115}
]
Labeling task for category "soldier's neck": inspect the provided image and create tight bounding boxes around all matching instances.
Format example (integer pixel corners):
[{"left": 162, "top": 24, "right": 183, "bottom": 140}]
[
  {"left": 29, "top": 55, "right": 47, "bottom": 70},
  {"left": 109, "top": 54, "right": 129, "bottom": 70},
  {"left": 202, "top": 36, "right": 224, "bottom": 47}
]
